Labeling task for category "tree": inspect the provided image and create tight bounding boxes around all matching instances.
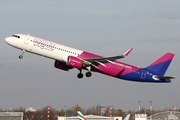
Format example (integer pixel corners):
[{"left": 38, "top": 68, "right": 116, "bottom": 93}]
[
  {"left": 114, "top": 109, "right": 124, "bottom": 117},
  {"left": 59, "top": 109, "right": 65, "bottom": 116},
  {"left": 72, "top": 104, "right": 83, "bottom": 113}
]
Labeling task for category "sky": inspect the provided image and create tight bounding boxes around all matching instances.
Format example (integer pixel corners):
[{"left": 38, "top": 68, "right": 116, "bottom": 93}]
[{"left": 0, "top": 0, "right": 180, "bottom": 112}]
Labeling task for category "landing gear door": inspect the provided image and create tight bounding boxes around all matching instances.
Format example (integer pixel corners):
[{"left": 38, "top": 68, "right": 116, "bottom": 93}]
[
  {"left": 24, "top": 35, "right": 29, "bottom": 45},
  {"left": 141, "top": 70, "right": 146, "bottom": 79}
]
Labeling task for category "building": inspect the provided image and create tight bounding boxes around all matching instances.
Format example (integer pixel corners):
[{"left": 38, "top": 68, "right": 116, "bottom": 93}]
[
  {"left": 147, "top": 111, "right": 180, "bottom": 120},
  {"left": 58, "top": 115, "right": 122, "bottom": 120},
  {"left": 135, "top": 114, "right": 147, "bottom": 120},
  {"left": 25, "top": 107, "right": 36, "bottom": 112},
  {"left": 0, "top": 112, "right": 23, "bottom": 120},
  {"left": 135, "top": 111, "right": 180, "bottom": 120}
]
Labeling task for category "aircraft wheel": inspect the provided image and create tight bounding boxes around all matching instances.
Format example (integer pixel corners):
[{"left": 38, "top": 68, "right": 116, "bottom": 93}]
[
  {"left": 86, "top": 72, "right": 92, "bottom": 77},
  {"left": 19, "top": 55, "right": 23, "bottom": 59},
  {"left": 77, "top": 73, "right": 83, "bottom": 79}
]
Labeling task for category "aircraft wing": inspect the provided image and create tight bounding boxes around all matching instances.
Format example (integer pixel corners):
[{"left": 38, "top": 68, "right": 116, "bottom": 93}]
[{"left": 83, "top": 48, "right": 133, "bottom": 68}]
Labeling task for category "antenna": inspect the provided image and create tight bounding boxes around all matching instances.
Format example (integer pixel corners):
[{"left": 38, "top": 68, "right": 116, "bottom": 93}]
[
  {"left": 149, "top": 101, "right": 152, "bottom": 120},
  {"left": 46, "top": 106, "right": 52, "bottom": 120},
  {"left": 172, "top": 106, "right": 178, "bottom": 120}
]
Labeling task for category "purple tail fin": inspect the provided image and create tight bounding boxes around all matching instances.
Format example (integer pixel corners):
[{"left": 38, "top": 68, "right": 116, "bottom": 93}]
[{"left": 145, "top": 53, "right": 175, "bottom": 76}]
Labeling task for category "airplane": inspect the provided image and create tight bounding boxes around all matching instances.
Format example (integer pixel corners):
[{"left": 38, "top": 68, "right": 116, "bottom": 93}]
[
  {"left": 5, "top": 34, "right": 175, "bottom": 82},
  {"left": 77, "top": 111, "right": 130, "bottom": 120},
  {"left": 123, "top": 114, "right": 130, "bottom": 120},
  {"left": 77, "top": 111, "right": 87, "bottom": 120}
]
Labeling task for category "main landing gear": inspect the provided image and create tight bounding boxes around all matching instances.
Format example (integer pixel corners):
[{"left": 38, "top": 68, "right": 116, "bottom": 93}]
[
  {"left": 19, "top": 50, "right": 25, "bottom": 59},
  {"left": 77, "top": 69, "right": 83, "bottom": 78},
  {"left": 77, "top": 69, "right": 92, "bottom": 79},
  {"left": 86, "top": 72, "right": 92, "bottom": 77}
]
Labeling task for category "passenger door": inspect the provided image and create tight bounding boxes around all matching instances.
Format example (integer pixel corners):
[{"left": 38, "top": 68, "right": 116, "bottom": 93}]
[
  {"left": 24, "top": 35, "right": 29, "bottom": 45},
  {"left": 141, "top": 70, "right": 146, "bottom": 79}
]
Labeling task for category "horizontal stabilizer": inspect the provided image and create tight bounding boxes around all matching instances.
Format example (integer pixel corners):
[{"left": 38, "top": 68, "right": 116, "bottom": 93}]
[{"left": 154, "top": 76, "right": 175, "bottom": 80}]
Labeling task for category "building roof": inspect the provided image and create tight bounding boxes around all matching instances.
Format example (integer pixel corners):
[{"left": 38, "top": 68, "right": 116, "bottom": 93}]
[
  {"left": 147, "top": 111, "right": 180, "bottom": 120},
  {"left": 25, "top": 107, "right": 36, "bottom": 112},
  {"left": 0, "top": 112, "right": 23, "bottom": 116},
  {"left": 67, "top": 115, "right": 111, "bottom": 119}
]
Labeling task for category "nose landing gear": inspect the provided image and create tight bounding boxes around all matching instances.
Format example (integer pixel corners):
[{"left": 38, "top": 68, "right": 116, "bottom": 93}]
[
  {"left": 19, "top": 55, "right": 23, "bottom": 59},
  {"left": 19, "top": 50, "right": 25, "bottom": 59}
]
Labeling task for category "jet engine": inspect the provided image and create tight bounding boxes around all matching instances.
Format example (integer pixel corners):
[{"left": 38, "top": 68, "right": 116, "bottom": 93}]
[
  {"left": 67, "top": 56, "right": 83, "bottom": 69},
  {"left": 54, "top": 60, "right": 71, "bottom": 71}
]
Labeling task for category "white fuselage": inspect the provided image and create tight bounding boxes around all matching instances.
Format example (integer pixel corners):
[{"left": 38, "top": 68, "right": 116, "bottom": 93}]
[{"left": 5, "top": 34, "right": 83, "bottom": 62}]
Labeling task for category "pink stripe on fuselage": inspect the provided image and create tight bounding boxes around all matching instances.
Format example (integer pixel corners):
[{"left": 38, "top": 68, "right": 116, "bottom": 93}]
[
  {"left": 149, "top": 53, "right": 175, "bottom": 66},
  {"left": 78, "top": 51, "right": 140, "bottom": 76}
]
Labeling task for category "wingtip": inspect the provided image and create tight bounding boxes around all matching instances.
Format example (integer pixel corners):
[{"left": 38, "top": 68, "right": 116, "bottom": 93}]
[{"left": 124, "top": 48, "right": 133, "bottom": 56}]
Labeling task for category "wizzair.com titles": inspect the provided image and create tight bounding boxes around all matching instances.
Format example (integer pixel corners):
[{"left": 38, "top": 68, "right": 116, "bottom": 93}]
[
  {"left": 114, "top": 62, "right": 132, "bottom": 69},
  {"left": 33, "top": 38, "right": 56, "bottom": 51}
]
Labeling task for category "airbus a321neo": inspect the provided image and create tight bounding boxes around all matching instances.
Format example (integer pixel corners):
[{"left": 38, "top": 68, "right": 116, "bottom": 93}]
[{"left": 5, "top": 34, "right": 175, "bottom": 83}]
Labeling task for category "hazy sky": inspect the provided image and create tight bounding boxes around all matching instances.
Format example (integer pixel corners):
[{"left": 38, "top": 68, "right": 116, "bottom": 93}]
[{"left": 1, "top": 0, "right": 180, "bottom": 112}]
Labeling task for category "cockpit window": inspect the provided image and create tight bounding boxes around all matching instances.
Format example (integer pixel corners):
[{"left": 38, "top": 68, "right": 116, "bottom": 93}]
[{"left": 12, "top": 35, "right": 20, "bottom": 38}]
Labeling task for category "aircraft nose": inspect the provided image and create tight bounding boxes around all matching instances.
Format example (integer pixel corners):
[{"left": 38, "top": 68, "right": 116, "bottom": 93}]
[{"left": 5, "top": 37, "right": 11, "bottom": 44}]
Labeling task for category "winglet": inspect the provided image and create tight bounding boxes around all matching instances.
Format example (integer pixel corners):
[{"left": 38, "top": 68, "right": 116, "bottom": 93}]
[
  {"left": 124, "top": 48, "right": 133, "bottom": 57},
  {"left": 77, "top": 111, "right": 87, "bottom": 120},
  {"left": 124, "top": 114, "right": 130, "bottom": 120}
]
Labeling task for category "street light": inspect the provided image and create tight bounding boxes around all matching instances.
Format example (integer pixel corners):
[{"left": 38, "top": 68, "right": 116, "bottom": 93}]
[
  {"left": 64, "top": 105, "right": 66, "bottom": 117},
  {"left": 138, "top": 101, "right": 141, "bottom": 115}
]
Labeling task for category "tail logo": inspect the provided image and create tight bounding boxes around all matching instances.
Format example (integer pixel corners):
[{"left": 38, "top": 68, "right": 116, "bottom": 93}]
[{"left": 77, "top": 111, "right": 87, "bottom": 120}]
